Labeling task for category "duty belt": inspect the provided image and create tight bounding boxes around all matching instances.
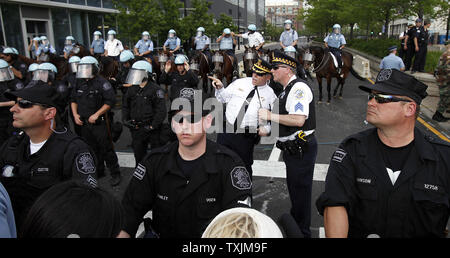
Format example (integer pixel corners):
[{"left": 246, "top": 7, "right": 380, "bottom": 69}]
[
  {"left": 80, "top": 115, "right": 106, "bottom": 126},
  {"left": 276, "top": 131, "right": 314, "bottom": 159}
]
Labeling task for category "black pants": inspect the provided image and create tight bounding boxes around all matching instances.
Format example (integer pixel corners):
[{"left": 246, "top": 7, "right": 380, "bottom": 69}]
[
  {"left": 217, "top": 132, "right": 259, "bottom": 177},
  {"left": 398, "top": 45, "right": 406, "bottom": 60},
  {"left": 329, "top": 47, "right": 342, "bottom": 67},
  {"left": 80, "top": 120, "right": 120, "bottom": 177},
  {"left": 404, "top": 45, "right": 416, "bottom": 71},
  {"left": 282, "top": 135, "right": 317, "bottom": 238},
  {"left": 413, "top": 45, "right": 427, "bottom": 72},
  {"left": 130, "top": 126, "right": 162, "bottom": 165}
]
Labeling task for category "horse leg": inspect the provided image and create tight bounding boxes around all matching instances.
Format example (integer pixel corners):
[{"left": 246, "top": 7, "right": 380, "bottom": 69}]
[
  {"left": 326, "top": 76, "right": 332, "bottom": 104},
  {"left": 339, "top": 78, "right": 346, "bottom": 99},
  {"left": 333, "top": 77, "right": 341, "bottom": 98}
]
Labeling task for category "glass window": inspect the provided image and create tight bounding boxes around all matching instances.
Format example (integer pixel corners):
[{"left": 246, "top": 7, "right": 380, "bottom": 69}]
[
  {"left": 69, "top": 0, "right": 86, "bottom": 5},
  {"left": 51, "top": 0, "right": 68, "bottom": 3},
  {"left": 51, "top": 8, "right": 70, "bottom": 54},
  {"left": 88, "top": 12, "right": 104, "bottom": 37},
  {"left": 87, "top": 0, "right": 102, "bottom": 7},
  {"left": 102, "top": 0, "right": 114, "bottom": 9},
  {"left": 70, "top": 11, "right": 89, "bottom": 47},
  {"left": 1, "top": 4, "right": 24, "bottom": 54}
]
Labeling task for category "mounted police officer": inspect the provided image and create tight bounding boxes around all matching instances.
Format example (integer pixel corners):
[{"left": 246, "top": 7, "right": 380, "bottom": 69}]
[
  {"left": 63, "top": 36, "right": 76, "bottom": 59},
  {"left": 90, "top": 31, "right": 105, "bottom": 59},
  {"left": 163, "top": 29, "right": 182, "bottom": 55},
  {"left": 316, "top": 69, "right": 449, "bottom": 238},
  {"left": 122, "top": 60, "right": 166, "bottom": 164},
  {"left": 217, "top": 28, "right": 238, "bottom": 78},
  {"left": 27, "top": 37, "right": 41, "bottom": 60},
  {"left": 0, "top": 83, "right": 97, "bottom": 232},
  {"left": 193, "top": 27, "right": 212, "bottom": 70},
  {"left": 134, "top": 31, "right": 155, "bottom": 65},
  {"left": 234, "top": 24, "right": 265, "bottom": 53},
  {"left": 280, "top": 20, "right": 299, "bottom": 50},
  {"left": 324, "top": 24, "right": 346, "bottom": 74},
  {"left": 258, "top": 50, "right": 317, "bottom": 238},
  {"left": 104, "top": 30, "right": 124, "bottom": 62},
  {"left": 210, "top": 59, "right": 277, "bottom": 177},
  {"left": 0, "top": 59, "right": 24, "bottom": 146},
  {"left": 380, "top": 46, "right": 405, "bottom": 71},
  {"left": 36, "top": 36, "right": 56, "bottom": 61},
  {"left": 70, "top": 56, "right": 122, "bottom": 186},
  {"left": 2, "top": 48, "right": 27, "bottom": 82},
  {"left": 120, "top": 89, "right": 252, "bottom": 238}
]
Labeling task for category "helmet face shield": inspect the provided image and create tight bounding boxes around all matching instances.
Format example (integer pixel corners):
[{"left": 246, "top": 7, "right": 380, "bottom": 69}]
[
  {"left": 286, "top": 52, "right": 296, "bottom": 59},
  {"left": 70, "top": 63, "right": 78, "bottom": 73},
  {"left": 125, "top": 69, "right": 148, "bottom": 85},
  {"left": 285, "top": 24, "right": 291, "bottom": 30},
  {"left": 168, "top": 33, "right": 175, "bottom": 38},
  {"left": 76, "top": 64, "right": 96, "bottom": 79},
  {"left": 65, "top": 39, "right": 73, "bottom": 45},
  {"left": 32, "top": 70, "right": 54, "bottom": 83},
  {"left": 0, "top": 67, "right": 14, "bottom": 82},
  {"left": 94, "top": 35, "right": 100, "bottom": 40}
]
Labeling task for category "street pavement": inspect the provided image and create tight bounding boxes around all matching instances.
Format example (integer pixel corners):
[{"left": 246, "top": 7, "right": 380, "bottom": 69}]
[{"left": 96, "top": 43, "right": 450, "bottom": 238}]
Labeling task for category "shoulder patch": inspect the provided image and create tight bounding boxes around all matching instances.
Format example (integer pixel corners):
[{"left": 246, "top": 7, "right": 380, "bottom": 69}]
[
  {"left": 133, "top": 163, "right": 147, "bottom": 180},
  {"left": 331, "top": 148, "right": 347, "bottom": 163},
  {"left": 156, "top": 89, "right": 165, "bottom": 99},
  {"left": 76, "top": 152, "right": 96, "bottom": 174},
  {"left": 86, "top": 175, "right": 98, "bottom": 188},
  {"left": 294, "top": 89, "right": 304, "bottom": 100},
  {"left": 230, "top": 166, "right": 252, "bottom": 190},
  {"left": 103, "top": 82, "right": 112, "bottom": 91}
]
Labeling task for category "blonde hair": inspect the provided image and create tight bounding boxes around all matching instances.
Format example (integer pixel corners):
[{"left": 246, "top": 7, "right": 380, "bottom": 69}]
[{"left": 203, "top": 212, "right": 260, "bottom": 238}]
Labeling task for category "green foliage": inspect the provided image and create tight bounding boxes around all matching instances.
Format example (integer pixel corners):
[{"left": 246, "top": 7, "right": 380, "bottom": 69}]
[
  {"left": 262, "top": 20, "right": 283, "bottom": 41},
  {"left": 346, "top": 38, "right": 401, "bottom": 58},
  {"left": 425, "top": 51, "right": 444, "bottom": 74}
]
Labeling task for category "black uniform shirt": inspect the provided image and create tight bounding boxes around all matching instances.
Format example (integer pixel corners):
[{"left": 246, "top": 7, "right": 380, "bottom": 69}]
[
  {"left": 11, "top": 59, "right": 27, "bottom": 82},
  {"left": 122, "top": 140, "right": 252, "bottom": 238},
  {"left": 0, "top": 79, "right": 24, "bottom": 120},
  {"left": 316, "top": 128, "right": 450, "bottom": 238},
  {"left": 122, "top": 82, "right": 166, "bottom": 128},
  {"left": 406, "top": 27, "right": 420, "bottom": 46},
  {"left": 160, "top": 70, "right": 199, "bottom": 101},
  {"left": 0, "top": 130, "right": 97, "bottom": 227}
]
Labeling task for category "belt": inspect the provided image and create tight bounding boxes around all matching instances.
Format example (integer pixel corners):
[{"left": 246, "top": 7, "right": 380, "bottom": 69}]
[{"left": 81, "top": 115, "right": 106, "bottom": 126}]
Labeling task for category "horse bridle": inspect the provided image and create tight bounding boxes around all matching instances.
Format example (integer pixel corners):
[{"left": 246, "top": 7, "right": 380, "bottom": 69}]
[{"left": 312, "top": 50, "right": 330, "bottom": 73}]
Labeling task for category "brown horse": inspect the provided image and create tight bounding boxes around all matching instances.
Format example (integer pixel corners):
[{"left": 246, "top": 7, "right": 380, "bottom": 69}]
[
  {"left": 67, "top": 43, "right": 91, "bottom": 59},
  {"left": 243, "top": 46, "right": 259, "bottom": 77},
  {"left": 18, "top": 53, "right": 68, "bottom": 81},
  {"left": 211, "top": 50, "right": 234, "bottom": 86},
  {"left": 305, "top": 46, "right": 364, "bottom": 104},
  {"left": 190, "top": 50, "right": 210, "bottom": 93}
]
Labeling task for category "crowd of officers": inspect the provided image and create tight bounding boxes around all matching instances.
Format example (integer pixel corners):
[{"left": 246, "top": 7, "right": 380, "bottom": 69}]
[{"left": 0, "top": 20, "right": 449, "bottom": 239}]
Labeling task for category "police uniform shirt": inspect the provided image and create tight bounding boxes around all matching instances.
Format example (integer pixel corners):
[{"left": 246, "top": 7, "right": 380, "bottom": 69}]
[
  {"left": 0, "top": 130, "right": 97, "bottom": 226},
  {"left": 104, "top": 39, "right": 124, "bottom": 57},
  {"left": 12, "top": 59, "right": 28, "bottom": 80},
  {"left": 122, "top": 140, "right": 252, "bottom": 238},
  {"left": 122, "top": 82, "right": 167, "bottom": 128},
  {"left": 280, "top": 29, "right": 299, "bottom": 47},
  {"left": 36, "top": 44, "right": 56, "bottom": 55},
  {"left": 63, "top": 44, "right": 75, "bottom": 54},
  {"left": 91, "top": 39, "right": 105, "bottom": 54},
  {"left": 215, "top": 77, "right": 277, "bottom": 132},
  {"left": 380, "top": 53, "right": 405, "bottom": 70},
  {"left": 219, "top": 36, "right": 234, "bottom": 50},
  {"left": 316, "top": 128, "right": 450, "bottom": 238},
  {"left": 194, "top": 35, "right": 211, "bottom": 50},
  {"left": 71, "top": 76, "right": 116, "bottom": 118},
  {"left": 160, "top": 70, "right": 199, "bottom": 101},
  {"left": 164, "top": 37, "right": 181, "bottom": 50},
  {"left": 135, "top": 39, "right": 154, "bottom": 54},
  {"left": 324, "top": 33, "right": 346, "bottom": 48},
  {"left": 241, "top": 32, "right": 264, "bottom": 48}
]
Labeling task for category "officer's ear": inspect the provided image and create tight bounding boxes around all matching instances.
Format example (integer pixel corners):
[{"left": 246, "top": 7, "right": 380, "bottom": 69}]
[
  {"left": 202, "top": 113, "right": 213, "bottom": 130},
  {"left": 42, "top": 106, "right": 57, "bottom": 121},
  {"left": 401, "top": 99, "right": 417, "bottom": 119}
]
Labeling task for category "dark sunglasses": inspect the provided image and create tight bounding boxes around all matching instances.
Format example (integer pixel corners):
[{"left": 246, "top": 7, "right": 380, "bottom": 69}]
[
  {"left": 368, "top": 93, "right": 412, "bottom": 104},
  {"left": 252, "top": 72, "right": 266, "bottom": 77},
  {"left": 172, "top": 113, "right": 203, "bottom": 124},
  {"left": 272, "top": 65, "right": 289, "bottom": 70},
  {"left": 16, "top": 99, "right": 50, "bottom": 109}
]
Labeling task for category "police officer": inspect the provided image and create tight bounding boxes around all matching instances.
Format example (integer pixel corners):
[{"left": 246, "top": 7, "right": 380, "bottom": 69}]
[
  {"left": 70, "top": 56, "right": 122, "bottom": 186},
  {"left": 404, "top": 18, "right": 422, "bottom": 71},
  {"left": 90, "top": 31, "right": 105, "bottom": 59},
  {"left": 63, "top": 36, "right": 76, "bottom": 59},
  {"left": 27, "top": 37, "right": 41, "bottom": 60},
  {"left": 2, "top": 48, "right": 27, "bottom": 82},
  {"left": 0, "top": 83, "right": 98, "bottom": 231},
  {"left": 258, "top": 50, "right": 317, "bottom": 238},
  {"left": 209, "top": 59, "right": 277, "bottom": 177},
  {"left": 380, "top": 46, "right": 405, "bottom": 71},
  {"left": 432, "top": 40, "right": 450, "bottom": 122},
  {"left": 412, "top": 20, "right": 431, "bottom": 73},
  {"left": 193, "top": 27, "right": 212, "bottom": 68},
  {"left": 62, "top": 56, "right": 81, "bottom": 134},
  {"left": 104, "top": 30, "right": 124, "bottom": 62},
  {"left": 134, "top": 31, "right": 155, "bottom": 65},
  {"left": 234, "top": 24, "right": 265, "bottom": 52},
  {"left": 117, "top": 50, "right": 136, "bottom": 94},
  {"left": 280, "top": 20, "right": 299, "bottom": 50},
  {"left": 316, "top": 69, "right": 450, "bottom": 238},
  {"left": 120, "top": 89, "right": 252, "bottom": 238},
  {"left": 217, "top": 28, "right": 238, "bottom": 78},
  {"left": 36, "top": 36, "right": 56, "bottom": 61},
  {"left": 122, "top": 61, "right": 167, "bottom": 164},
  {"left": 25, "top": 63, "right": 39, "bottom": 86},
  {"left": 163, "top": 29, "right": 182, "bottom": 55},
  {"left": 0, "top": 59, "right": 24, "bottom": 146},
  {"left": 284, "top": 46, "right": 308, "bottom": 81},
  {"left": 160, "top": 55, "right": 199, "bottom": 102},
  {"left": 398, "top": 25, "right": 413, "bottom": 60},
  {"left": 324, "top": 24, "right": 346, "bottom": 74}
]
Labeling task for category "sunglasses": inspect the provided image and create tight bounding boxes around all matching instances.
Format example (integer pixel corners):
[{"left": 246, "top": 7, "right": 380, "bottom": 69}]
[
  {"left": 368, "top": 93, "right": 412, "bottom": 104},
  {"left": 272, "top": 65, "right": 289, "bottom": 70},
  {"left": 16, "top": 99, "right": 50, "bottom": 109},
  {"left": 252, "top": 72, "right": 266, "bottom": 77},
  {"left": 172, "top": 113, "right": 203, "bottom": 124}
]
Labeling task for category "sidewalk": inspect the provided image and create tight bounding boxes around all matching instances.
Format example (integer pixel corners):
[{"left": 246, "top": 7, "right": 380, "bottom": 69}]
[{"left": 343, "top": 46, "right": 450, "bottom": 137}]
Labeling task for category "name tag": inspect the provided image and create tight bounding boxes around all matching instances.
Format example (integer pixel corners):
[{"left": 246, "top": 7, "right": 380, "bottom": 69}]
[
  {"left": 157, "top": 194, "right": 168, "bottom": 201},
  {"left": 356, "top": 178, "right": 372, "bottom": 184},
  {"left": 424, "top": 184, "right": 439, "bottom": 192},
  {"left": 206, "top": 197, "right": 216, "bottom": 203}
]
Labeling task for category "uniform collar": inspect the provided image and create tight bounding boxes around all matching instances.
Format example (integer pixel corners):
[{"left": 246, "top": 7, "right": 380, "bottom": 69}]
[{"left": 285, "top": 75, "right": 297, "bottom": 88}]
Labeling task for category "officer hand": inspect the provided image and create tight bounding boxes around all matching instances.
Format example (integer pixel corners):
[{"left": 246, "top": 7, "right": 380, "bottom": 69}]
[
  {"left": 258, "top": 127, "right": 269, "bottom": 137},
  {"left": 88, "top": 114, "right": 99, "bottom": 124},
  {"left": 184, "top": 61, "right": 190, "bottom": 71},
  {"left": 258, "top": 109, "right": 271, "bottom": 122},
  {"left": 165, "top": 61, "right": 171, "bottom": 73},
  {"left": 208, "top": 76, "right": 223, "bottom": 89},
  {"left": 74, "top": 114, "right": 83, "bottom": 126},
  {"left": 415, "top": 46, "right": 419, "bottom": 52},
  {"left": 404, "top": 45, "right": 408, "bottom": 50}
]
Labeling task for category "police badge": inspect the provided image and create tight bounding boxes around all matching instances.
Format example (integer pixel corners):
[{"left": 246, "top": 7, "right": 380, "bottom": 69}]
[
  {"left": 76, "top": 153, "right": 96, "bottom": 175},
  {"left": 230, "top": 167, "right": 252, "bottom": 190}
]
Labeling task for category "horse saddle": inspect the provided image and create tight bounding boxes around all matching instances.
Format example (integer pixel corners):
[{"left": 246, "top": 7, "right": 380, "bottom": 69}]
[{"left": 329, "top": 52, "right": 339, "bottom": 68}]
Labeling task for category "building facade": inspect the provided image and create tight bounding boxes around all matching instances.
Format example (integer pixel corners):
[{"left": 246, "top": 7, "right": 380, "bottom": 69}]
[
  {"left": 0, "top": 0, "right": 118, "bottom": 57},
  {"left": 265, "top": 0, "right": 303, "bottom": 30}
]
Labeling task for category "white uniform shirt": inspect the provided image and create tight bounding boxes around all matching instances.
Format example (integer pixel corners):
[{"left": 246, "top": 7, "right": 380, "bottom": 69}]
[
  {"left": 241, "top": 32, "right": 264, "bottom": 48},
  {"left": 104, "top": 39, "right": 124, "bottom": 57},
  {"left": 215, "top": 77, "right": 277, "bottom": 132}
]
